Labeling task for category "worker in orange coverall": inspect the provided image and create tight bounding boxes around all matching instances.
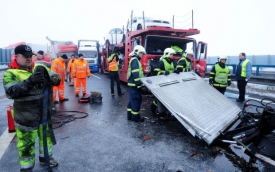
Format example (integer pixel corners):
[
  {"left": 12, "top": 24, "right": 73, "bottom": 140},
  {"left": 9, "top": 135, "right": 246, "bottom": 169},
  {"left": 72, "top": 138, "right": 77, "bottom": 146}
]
[
  {"left": 67, "top": 54, "right": 77, "bottom": 86},
  {"left": 72, "top": 54, "right": 91, "bottom": 97},
  {"left": 51, "top": 54, "right": 69, "bottom": 104}
]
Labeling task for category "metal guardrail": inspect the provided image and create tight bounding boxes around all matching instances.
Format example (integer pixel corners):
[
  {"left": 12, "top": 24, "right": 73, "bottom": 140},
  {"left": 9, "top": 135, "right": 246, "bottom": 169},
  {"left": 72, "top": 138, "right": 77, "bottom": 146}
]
[
  {"left": 205, "top": 72, "right": 275, "bottom": 86},
  {"left": 207, "top": 64, "right": 275, "bottom": 76}
]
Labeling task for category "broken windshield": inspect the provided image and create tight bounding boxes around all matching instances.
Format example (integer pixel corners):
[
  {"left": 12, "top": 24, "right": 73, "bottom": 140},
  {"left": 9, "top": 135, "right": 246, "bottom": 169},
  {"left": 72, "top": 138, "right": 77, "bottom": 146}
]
[{"left": 145, "top": 35, "right": 196, "bottom": 56}]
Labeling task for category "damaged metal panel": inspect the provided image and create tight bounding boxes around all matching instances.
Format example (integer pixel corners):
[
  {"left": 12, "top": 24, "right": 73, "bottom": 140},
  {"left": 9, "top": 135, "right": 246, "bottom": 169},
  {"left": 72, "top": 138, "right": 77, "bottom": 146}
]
[{"left": 141, "top": 72, "right": 241, "bottom": 145}]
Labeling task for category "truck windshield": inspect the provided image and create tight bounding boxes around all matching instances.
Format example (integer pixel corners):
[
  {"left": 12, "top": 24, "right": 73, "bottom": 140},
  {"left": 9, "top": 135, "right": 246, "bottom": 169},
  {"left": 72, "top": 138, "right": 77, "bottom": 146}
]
[
  {"left": 78, "top": 51, "right": 98, "bottom": 58},
  {"left": 145, "top": 35, "right": 195, "bottom": 56}
]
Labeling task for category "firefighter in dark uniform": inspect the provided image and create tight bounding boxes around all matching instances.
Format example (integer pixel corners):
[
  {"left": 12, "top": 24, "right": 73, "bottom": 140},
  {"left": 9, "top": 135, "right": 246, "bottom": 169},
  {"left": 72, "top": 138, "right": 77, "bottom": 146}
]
[
  {"left": 127, "top": 45, "right": 146, "bottom": 122},
  {"left": 209, "top": 56, "right": 231, "bottom": 94},
  {"left": 150, "top": 48, "right": 176, "bottom": 114},
  {"left": 3, "top": 45, "right": 61, "bottom": 171},
  {"left": 175, "top": 49, "right": 193, "bottom": 73},
  {"left": 108, "top": 47, "right": 123, "bottom": 96}
]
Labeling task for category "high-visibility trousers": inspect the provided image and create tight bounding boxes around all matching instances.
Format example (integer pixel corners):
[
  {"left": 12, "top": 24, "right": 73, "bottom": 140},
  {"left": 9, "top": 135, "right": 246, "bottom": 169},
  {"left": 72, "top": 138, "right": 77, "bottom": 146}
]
[
  {"left": 53, "top": 75, "right": 65, "bottom": 101},
  {"left": 127, "top": 86, "right": 142, "bottom": 120},
  {"left": 70, "top": 72, "right": 74, "bottom": 85},
  {"left": 75, "top": 78, "right": 87, "bottom": 94},
  {"left": 16, "top": 124, "right": 53, "bottom": 171}
]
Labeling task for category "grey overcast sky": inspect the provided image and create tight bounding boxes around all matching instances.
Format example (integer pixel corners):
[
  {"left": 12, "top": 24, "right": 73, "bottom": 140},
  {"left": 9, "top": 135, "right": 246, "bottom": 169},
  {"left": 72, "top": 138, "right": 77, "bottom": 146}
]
[{"left": 0, "top": 0, "right": 274, "bottom": 56}]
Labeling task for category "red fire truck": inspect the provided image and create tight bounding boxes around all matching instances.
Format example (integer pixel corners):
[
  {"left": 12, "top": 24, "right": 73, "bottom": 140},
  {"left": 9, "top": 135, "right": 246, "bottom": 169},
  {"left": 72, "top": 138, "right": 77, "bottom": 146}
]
[{"left": 101, "top": 26, "right": 207, "bottom": 82}]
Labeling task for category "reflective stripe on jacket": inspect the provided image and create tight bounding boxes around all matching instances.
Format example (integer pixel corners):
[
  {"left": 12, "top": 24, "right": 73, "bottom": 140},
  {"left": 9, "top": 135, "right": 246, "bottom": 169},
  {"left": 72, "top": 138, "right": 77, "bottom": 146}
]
[
  {"left": 72, "top": 59, "right": 91, "bottom": 78},
  {"left": 67, "top": 58, "right": 76, "bottom": 72},
  {"left": 177, "top": 57, "right": 190, "bottom": 72},
  {"left": 51, "top": 57, "right": 66, "bottom": 77},
  {"left": 108, "top": 53, "right": 118, "bottom": 71},
  {"left": 213, "top": 64, "right": 230, "bottom": 87},
  {"left": 127, "top": 56, "right": 144, "bottom": 86}
]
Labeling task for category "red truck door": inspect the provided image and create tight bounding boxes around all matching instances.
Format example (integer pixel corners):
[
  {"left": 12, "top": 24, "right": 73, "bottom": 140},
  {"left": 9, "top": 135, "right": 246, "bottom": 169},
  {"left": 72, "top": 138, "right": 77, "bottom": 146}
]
[{"left": 194, "top": 41, "right": 207, "bottom": 77}]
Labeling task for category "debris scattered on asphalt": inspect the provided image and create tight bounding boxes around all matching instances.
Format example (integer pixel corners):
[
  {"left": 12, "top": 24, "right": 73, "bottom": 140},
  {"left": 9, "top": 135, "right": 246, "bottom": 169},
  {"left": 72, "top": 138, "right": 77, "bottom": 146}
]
[{"left": 143, "top": 135, "right": 151, "bottom": 140}]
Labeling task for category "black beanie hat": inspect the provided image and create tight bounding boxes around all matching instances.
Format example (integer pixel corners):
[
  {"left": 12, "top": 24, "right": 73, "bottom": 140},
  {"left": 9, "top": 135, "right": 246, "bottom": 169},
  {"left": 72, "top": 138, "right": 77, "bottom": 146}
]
[
  {"left": 37, "top": 50, "right": 44, "bottom": 55},
  {"left": 61, "top": 54, "right": 68, "bottom": 59}
]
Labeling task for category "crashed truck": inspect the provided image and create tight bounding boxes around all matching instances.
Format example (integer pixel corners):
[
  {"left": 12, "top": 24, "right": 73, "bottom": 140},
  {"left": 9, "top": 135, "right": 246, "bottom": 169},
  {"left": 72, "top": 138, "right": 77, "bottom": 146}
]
[
  {"left": 101, "top": 26, "right": 207, "bottom": 77},
  {"left": 141, "top": 71, "right": 275, "bottom": 167}
]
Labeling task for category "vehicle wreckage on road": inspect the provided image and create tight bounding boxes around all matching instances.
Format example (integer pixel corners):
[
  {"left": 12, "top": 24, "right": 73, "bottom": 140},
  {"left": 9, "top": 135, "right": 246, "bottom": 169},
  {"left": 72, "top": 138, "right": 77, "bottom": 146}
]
[{"left": 141, "top": 72, "right": 275, "bottom": 167}]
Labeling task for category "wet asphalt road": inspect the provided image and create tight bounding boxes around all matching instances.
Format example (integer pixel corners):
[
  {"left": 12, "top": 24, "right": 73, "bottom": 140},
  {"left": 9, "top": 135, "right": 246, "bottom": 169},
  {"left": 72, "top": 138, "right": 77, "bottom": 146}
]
[{"left": 0, "top": 72, "right": 274, "bottom": 172}]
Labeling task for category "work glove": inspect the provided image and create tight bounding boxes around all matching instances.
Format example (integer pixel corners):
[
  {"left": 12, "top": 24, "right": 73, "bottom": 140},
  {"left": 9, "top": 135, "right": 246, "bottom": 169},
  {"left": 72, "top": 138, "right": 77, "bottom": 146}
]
[
  {"left": 164, "top": 71, "right": 170, "bottom": 76},
  {"left": 136, "top": 82, "right": 143, "bottom": 89},
  {"left": 209, "top": 79, "right": 213, "bottom": 86},
  {"left": 51, "top": 74, "right": 61, "bottom": 86},
  {"left": 73, "top": 75, "right": 76, "bottom": 78},
  {"left": 227, "top": 81, "right": 231, "bottom": 86},
  {"left": 174, "top": 70, "right": 180, "bottom": 74},
  {"left": 28, "top": 72, "right": 45, "bottom": 85}
]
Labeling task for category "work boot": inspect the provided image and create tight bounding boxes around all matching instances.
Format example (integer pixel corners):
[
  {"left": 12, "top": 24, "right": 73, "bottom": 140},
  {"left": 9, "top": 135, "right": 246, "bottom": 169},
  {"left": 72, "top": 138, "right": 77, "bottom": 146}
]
[
  {"left": 39, "top": 157, "right": 58, "bottom": 168},
  {"left": 150, "top": 103, "right": 157, "bottom": 114},
  {"left": 54, "top": 101, "right": 59, "bottom": 104},
  {"left": 236, "top": 99, "right": 245, "bottom": 102},
  {"left": 82, "top": 93, "right": 86, "bottom": 97},
  {"left": 60, "top": 98, "right": 69, "bottom": 102},
  {"left": 20, "top": 168, "right": 33, "bottom": 172},
  {"left": 69, "top": 84, "right": 74, "bottom": 87},
  {"left": 65, "top": 79, "right": 67, "bottom": 82},
  {"left": 75, "top": 94, "right": 79, "bottom": 97},
  {"left": 132, "top": 115, "right": 145, "bottom": 123},
  {"left": 111, "top": 93, "right": 115, "bottom": 96},
  {"left": 118, "top": 92, "right": 124, "bottom": 96}
]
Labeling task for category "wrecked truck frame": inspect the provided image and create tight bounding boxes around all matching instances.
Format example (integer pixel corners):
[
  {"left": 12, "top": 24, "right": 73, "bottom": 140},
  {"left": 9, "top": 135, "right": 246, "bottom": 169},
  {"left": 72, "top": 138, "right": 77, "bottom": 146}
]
[{"left": 141, "top": 72, "right": 275, "bottom": 166}]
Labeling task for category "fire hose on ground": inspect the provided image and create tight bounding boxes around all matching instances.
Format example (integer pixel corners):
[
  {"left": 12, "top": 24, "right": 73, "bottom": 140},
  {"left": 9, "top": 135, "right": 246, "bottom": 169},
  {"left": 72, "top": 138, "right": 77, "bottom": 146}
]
[{"left": 51, "top": 110, "right": 89, "bottom": 129}]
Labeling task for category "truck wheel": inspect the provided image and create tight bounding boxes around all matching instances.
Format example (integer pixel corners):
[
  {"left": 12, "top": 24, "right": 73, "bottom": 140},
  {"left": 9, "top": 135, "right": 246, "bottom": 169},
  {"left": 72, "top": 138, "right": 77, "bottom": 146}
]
[{"left": 137, "top": 24, "right": 142, "bottom": 30}]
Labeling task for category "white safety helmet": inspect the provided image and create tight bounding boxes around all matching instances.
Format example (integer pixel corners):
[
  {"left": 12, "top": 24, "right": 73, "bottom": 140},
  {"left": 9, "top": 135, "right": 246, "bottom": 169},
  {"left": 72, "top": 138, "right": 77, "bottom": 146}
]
[
  {"left": 164, "top": 48, "right": 176, "bottom": 58},
  {"left": 219, "top": 55, "right": 227, "bottom": 62},
  {"left": 129, "top": 45, "right": 146, "bottom": 56},
  {"left": 185, "top": 49, "right": 194, "bottom": 55}
]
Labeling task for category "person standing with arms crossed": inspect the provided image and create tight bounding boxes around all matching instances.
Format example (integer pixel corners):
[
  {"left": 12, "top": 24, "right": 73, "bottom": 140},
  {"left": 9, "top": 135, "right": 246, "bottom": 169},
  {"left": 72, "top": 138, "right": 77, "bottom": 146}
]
[
  {"left": 108, "top": 47, "right": 124, "bottom": 96},
  {"left": 235, "top": 52, "right": 252, "bottom": 102},
  {"left": 72, "top": 54, "right": 91, "bottom": 97}
]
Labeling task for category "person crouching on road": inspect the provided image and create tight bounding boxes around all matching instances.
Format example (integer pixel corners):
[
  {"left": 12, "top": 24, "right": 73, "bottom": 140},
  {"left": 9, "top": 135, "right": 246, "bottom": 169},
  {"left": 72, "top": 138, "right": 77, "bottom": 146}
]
[
  {"left": 67, "top": 54, "right": 76, "bottom": 86},
  {"left": 3, "top": 45, "right": 60, "bottom": 171},
  {"left": 72, "top": 54, "right": 91, "bottom": 97},
  {"left": 209, "top": 56, "right": 231, "bottom": 95},
  {"left": 51, "top": 54, "right": 69, "bottom": 104},
  {"left": 150, "top": 48, "right": 175, "bottom": 115},
  {"left": 127, "top": 45, "right": 146, "bottom": 122},
  {"left": 108, "top": 47, "right": 124, "bottom": 96}
]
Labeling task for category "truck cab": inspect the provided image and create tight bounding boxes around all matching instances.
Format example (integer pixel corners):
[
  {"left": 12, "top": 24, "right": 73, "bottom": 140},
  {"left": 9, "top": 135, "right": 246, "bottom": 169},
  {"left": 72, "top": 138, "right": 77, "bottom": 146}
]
[
  {"left": 78, "top": 40, "right": 100, "bottom": 73},
  {"left": 110, "top": 26, "right": 208, "bottom": 82},
  {"left": 101, "top": 26, "right": 207, "bottom": 82},
  {"left": 58, "top": 43, "right": 78, "bottom": 59}
]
